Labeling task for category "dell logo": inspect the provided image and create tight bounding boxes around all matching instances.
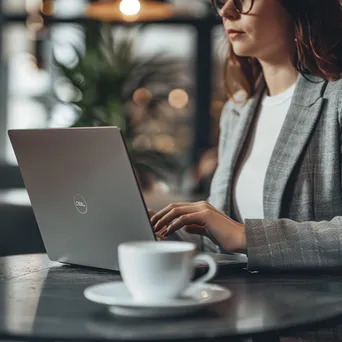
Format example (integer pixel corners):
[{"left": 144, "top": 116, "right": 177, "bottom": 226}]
[{"left": 74, "top": 194, "right": 88, "bottom": 214}]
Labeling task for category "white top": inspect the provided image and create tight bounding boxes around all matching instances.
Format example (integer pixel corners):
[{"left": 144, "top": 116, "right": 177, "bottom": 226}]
[{"left": 233, "top": 83, "right": 296, "bottom": 222}]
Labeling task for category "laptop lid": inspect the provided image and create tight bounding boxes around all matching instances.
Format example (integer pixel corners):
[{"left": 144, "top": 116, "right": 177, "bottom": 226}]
[{"left": 8, "top": 127, "right": 156, "bottom": 271}]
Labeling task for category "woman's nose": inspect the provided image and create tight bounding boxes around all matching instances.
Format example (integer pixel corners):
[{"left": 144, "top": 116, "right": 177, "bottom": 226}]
[{"left": 221, "top": 0, "right": 240, "bottom": 20}]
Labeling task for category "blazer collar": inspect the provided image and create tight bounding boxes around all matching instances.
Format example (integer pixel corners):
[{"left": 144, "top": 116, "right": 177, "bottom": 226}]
[
  {"left": 291, "top": 74, "right": 328, "bottom": 107},
  {"left": 236, "top": 73, "right": 327, "bottom": 108}
]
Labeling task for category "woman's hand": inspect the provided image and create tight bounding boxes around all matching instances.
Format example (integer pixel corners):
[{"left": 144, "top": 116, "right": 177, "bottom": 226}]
[
  {"left": 150, "top": 201, "right": 246, "bottom": 252},
  {"left": 147, "top": 209, "right": 166, "bottom": 241},
  {"left": 147, "top": 209, "right": 156, "bottom": 219}
]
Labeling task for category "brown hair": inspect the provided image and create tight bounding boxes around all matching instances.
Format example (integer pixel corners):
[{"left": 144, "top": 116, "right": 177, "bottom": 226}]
[{"left": 224, "top": 0, "right": 342, "bottom": 101}]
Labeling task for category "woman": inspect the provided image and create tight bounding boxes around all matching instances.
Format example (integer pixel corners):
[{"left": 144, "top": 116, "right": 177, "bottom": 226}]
[{"left": 151, "top": 0, "right": 342, "bottom": 271}]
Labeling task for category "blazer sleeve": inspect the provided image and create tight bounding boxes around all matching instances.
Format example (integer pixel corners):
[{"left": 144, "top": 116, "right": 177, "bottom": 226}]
[{"left": 245, "top": 217, "right": 342, "bottom": 270}]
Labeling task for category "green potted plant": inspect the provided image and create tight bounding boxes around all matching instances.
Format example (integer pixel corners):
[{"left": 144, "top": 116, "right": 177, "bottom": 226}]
[{"left": 53, "top": 23, "right": 188, "bottom": 190}]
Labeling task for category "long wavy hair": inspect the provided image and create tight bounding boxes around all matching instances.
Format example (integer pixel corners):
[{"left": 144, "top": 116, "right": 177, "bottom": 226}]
[{"left": 224, "top": 0, "right": 342, "bottom": 100}]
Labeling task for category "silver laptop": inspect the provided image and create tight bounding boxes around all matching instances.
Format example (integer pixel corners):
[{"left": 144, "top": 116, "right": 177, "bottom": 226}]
[{"left": 8, "top": 127, "right": 247, "bottom": 271}]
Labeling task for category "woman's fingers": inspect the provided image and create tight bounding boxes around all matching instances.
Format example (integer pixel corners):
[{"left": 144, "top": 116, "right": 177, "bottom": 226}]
[
  {"left": 150, "top": 203, "right": 194, "bottom": 227},
  {"left": 147, "top": 209, "right": 156, "bottom": 219},
  {"left": 152, "top": 201, "right": 214, "bottom": 231},
  {"left": 153, "top": 206, "right": 201, "bottom": 232},
  {"left": 155, "top": 232, "right": 164, "bottom": 240},
  {"left": 164, "top": 212, "right": 210, "bottom": 236}
]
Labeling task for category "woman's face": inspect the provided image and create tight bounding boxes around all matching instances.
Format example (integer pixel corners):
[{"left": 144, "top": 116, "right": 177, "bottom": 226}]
[{"left": 221, "top": 0, "right": 294, "bottom": 61}]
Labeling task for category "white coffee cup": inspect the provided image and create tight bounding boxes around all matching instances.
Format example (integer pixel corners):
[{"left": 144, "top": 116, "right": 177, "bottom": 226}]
[{"left": 118, "top": 241, "right": 217, "bottom": 303}]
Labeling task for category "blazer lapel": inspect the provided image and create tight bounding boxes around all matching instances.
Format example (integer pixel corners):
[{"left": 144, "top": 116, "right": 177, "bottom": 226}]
[{"left": 263, "top": 75, "right": 328, "bottom": 219}]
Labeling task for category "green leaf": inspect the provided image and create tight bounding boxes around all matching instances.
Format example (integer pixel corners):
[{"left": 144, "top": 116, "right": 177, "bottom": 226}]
[{"left": 53, "top": 23, "right": 188, "bottom": 185}]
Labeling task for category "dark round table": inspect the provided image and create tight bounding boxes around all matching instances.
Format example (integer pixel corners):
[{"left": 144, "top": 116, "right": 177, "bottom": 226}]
[{"left": 0, "top": 254, "right": 342, "bottom": 342}]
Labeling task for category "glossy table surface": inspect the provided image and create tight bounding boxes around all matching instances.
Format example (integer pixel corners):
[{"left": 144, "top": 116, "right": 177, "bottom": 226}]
[{"left": 0, "top": 254, "right": 342, "bottom": 341}]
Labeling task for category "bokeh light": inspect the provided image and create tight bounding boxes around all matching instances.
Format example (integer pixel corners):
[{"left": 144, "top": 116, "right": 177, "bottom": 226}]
[
  {"left": 133, "top": 88, "right": 153, "bottom": 106},
  {"left": 119, "top": 0, "right": 141, "bottom": 16},
  {"left": 168, "top": 89, "right": 189, "bottom": 109}
]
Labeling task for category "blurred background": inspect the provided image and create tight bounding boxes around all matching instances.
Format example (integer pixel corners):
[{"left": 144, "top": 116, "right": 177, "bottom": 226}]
[{"left": 0, "top": 0, "right": 229, "bottom": 255}]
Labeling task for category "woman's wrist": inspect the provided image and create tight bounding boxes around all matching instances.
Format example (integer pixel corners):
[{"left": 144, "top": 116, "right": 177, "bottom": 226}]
[
  {"left": 220, "top": 220, "right": 247, "bottom": 252},
  {"left": 236, "top": 222, "right": 247, "bottom": 251}
]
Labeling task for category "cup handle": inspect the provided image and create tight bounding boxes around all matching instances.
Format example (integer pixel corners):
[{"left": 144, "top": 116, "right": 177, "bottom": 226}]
[{"left": 192, "top": 253, "right": 217, "bottom": 284}]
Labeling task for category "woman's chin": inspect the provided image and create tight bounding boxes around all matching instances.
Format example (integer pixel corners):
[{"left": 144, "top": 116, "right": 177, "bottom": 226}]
[{"left": 231, "top": 45, "right": 254, "bottom": 58}]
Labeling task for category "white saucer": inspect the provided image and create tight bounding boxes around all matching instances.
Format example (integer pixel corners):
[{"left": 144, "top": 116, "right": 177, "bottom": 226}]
[{"left": 84, "top": 281, "right": 232, "bottom": 318}]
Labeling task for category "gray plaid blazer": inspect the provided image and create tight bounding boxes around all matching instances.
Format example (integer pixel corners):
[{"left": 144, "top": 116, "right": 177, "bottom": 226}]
[{"left": 208, "top": 74, "right": 342, "bottom": 271}]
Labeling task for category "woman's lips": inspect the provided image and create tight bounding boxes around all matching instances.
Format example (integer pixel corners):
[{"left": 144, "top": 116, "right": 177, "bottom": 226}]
[{"left": 227, "top": 30, "right": 245, "bottom": 40}]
